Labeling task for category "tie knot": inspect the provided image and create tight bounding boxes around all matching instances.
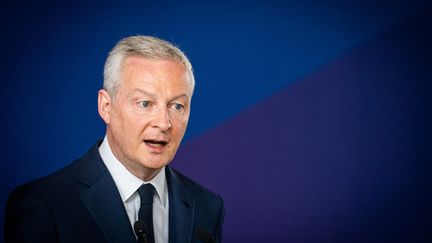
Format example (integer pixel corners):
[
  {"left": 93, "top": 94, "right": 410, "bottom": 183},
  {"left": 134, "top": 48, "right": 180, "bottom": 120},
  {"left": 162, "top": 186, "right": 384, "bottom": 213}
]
[{"left": 137, "top": 183, "right": 155, "bottom": 205}]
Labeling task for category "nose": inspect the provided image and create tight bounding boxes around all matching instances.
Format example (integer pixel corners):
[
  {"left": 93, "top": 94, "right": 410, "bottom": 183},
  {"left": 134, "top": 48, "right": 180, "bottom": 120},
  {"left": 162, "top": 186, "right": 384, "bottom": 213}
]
[{"left": 150, "top": 107, "right": 172, "bottom": 131}]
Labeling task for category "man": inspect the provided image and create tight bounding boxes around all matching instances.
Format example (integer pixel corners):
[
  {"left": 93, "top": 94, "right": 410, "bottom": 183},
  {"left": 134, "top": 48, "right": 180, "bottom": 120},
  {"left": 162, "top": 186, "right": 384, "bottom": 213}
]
[{"left": 5, "top": 36, "right": 224, "bottom": 243}]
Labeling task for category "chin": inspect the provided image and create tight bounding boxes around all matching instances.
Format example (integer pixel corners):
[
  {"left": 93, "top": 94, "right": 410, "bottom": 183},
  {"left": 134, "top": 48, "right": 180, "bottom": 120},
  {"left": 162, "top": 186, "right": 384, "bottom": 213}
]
[{"left": 139, "top": 158, "right": 170, "bottom": 170}]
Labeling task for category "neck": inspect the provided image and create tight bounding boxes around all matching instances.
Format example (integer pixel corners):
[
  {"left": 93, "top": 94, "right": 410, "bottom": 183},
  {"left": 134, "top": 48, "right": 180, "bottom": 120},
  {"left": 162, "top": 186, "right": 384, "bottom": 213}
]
[
  {"left": 105, "top": 134, "right": 162, "bottom": 182},
  {"left": 128, "top": 164, "right": 161, "bottom": 182}
]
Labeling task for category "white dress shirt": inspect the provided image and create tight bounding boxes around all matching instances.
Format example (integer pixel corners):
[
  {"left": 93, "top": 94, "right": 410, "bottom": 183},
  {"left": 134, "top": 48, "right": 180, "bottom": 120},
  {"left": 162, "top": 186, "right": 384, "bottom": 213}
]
[{"left": 98, "top": 136, "right": 169, "bottom": 243}]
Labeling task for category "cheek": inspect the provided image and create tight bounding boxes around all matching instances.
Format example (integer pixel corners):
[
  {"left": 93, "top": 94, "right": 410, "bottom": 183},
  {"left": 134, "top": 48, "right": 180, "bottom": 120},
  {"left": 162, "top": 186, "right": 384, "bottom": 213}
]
[
  {"left": 172, "top": 118, "right": 188, "bottom": 137},
  {"left": 112, "top": 112, "right": 143, "bottom": 139},
  {"left": 121, "top": 107, "right": 145, "bottom": 127}
]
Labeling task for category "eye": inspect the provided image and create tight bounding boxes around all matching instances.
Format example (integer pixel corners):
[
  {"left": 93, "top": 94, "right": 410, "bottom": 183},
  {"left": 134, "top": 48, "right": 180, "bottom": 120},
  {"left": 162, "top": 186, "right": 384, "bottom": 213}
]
[
  {"left": 173, "top": 103, "right": 184, "bottom": 111},
  {"left": 140, "top": 101, "right": 150, "bottom": 108}
]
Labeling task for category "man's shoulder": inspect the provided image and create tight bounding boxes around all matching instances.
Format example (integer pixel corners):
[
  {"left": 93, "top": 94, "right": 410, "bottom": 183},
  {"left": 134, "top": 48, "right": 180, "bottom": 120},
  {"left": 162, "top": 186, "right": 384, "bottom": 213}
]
[
  {"left": 9, "top": 142, "right": 102, "bottom": 199},
  {"left": 167, "top": 166, "right": 225, "bottom": 235},
  {"left": 4, "top": 142, "right": 111, "bottom": 243},
  {"left": 19, "top": 158, "right": 80, "bottom": 189},
  {"left": 8, "top": 159, "right": 80, "bottom": 207},
  {"left": 167, "top": 166, "right": 223, "bottom": 205}
]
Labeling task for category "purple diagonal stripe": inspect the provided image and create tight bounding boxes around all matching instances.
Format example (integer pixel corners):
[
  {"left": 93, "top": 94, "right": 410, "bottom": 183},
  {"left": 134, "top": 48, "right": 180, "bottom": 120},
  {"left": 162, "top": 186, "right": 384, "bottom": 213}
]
[{"left": 173, "top": 9, "right": 432, "bottom": 242}]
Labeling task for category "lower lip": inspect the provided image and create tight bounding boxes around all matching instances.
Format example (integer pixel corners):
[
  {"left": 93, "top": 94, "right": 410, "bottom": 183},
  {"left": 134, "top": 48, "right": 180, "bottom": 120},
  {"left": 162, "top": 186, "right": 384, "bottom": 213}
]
[{"left": 144, "top": 142, "right": 166, "bottom": 153}]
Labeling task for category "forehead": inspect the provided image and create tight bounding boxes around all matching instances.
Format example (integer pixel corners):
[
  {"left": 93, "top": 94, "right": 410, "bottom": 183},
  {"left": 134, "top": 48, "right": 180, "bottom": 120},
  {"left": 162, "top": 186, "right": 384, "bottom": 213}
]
[{"left": 121, "top": 56, "right": 189, "bottom": 86}]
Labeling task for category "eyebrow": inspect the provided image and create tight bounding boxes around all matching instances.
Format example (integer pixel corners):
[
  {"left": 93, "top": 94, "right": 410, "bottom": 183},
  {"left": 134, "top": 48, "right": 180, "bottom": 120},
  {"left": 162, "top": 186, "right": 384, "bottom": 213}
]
[
  {"left": 170, "top": 94, "right": 189, "bottom": 101},
  {"left": 131, "top": 89, "right": 155, "bottom": 99},
  {"left": 131, "top": 89, "right": 189, "bottom": 101}
]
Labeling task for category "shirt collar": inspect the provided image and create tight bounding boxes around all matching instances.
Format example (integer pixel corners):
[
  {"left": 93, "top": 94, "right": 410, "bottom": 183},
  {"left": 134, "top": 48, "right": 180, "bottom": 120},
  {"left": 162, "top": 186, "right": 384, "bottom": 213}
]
[{"left": 98, "top": 136, "right": 168, "bottom": 207}]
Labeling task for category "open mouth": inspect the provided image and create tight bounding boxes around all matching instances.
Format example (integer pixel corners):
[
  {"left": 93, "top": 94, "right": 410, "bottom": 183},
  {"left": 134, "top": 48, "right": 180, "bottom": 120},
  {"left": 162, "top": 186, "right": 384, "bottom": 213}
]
[{"left": 144, "top": 139, "right": 168, "bottom": 147}]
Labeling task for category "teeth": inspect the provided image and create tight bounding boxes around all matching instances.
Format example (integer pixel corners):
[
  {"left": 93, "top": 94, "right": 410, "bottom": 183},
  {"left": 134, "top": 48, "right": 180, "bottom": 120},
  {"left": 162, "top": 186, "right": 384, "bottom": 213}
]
[
  {"left": 145, "top": 140, "right": 166, "bottom": 146},
  {"left": 148, "top": 142, "right": 162, "bottom": 147}
]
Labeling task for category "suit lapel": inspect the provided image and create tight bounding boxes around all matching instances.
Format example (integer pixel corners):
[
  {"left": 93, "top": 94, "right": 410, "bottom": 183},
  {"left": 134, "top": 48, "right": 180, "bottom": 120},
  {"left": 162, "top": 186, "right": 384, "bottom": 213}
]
[
  {"left": 76, "top": 143, "right": 136, "bottom": 243},
  {"left": 167, "top": 167, "right": 195, "bottom": 243}
]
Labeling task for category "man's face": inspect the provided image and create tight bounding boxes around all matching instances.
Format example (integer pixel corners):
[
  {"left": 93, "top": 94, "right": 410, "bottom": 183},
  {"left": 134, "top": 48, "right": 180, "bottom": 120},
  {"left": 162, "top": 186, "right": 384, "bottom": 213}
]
[{"left": 100, "top": 56, "right": 191, "bottom": 178}]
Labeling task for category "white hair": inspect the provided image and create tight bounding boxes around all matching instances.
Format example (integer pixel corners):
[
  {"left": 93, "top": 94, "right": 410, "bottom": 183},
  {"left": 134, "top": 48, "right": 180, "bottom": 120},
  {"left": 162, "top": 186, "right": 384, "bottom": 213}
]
[{"left": 103, "top": 35, "right": 195, "bottom": 97}]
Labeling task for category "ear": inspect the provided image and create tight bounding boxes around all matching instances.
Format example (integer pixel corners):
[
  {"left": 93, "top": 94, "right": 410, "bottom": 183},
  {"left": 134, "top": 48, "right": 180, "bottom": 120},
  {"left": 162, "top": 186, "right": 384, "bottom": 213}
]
[{"left": 98, "top": 89, "right": 112, "bottom": 124}]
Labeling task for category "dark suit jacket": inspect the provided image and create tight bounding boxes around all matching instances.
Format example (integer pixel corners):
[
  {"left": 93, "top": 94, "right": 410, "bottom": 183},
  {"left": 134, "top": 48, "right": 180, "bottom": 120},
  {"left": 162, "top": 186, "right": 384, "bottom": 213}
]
[{"left": 4, "top": 142, "right": 224, "bottom": 243}]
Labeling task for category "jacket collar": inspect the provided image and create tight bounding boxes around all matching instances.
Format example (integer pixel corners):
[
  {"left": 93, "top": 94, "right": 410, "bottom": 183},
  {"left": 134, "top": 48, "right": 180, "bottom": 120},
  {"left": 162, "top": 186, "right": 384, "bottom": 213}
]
[
  {"left": 76, "top": 142, "right": 136, "bottom": 243},
  {"left": 75, "top": 142, "right": 196, "bottom": 243},
  {"left": 166, "top": 166, "right": 195, "bottom": 243}
]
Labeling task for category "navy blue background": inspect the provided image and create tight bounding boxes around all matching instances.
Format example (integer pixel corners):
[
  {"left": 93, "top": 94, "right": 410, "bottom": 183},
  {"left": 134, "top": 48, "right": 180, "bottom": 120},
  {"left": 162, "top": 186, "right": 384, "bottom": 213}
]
[{"left": 1, "top": 1, "right": 431, "bottom": 242}]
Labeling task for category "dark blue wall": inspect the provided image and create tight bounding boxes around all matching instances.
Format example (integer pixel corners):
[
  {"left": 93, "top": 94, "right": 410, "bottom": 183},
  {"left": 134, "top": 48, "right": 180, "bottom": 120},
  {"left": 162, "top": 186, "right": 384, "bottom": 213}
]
[{"left": 1, "top": 1, "right": 431, "bottom": 242}]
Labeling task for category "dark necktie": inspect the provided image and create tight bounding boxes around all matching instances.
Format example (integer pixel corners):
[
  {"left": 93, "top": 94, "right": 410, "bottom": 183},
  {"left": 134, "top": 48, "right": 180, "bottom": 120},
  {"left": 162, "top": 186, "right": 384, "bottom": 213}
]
[{"left": 137, "top": 183, "right": 156, "bottom": 243}]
